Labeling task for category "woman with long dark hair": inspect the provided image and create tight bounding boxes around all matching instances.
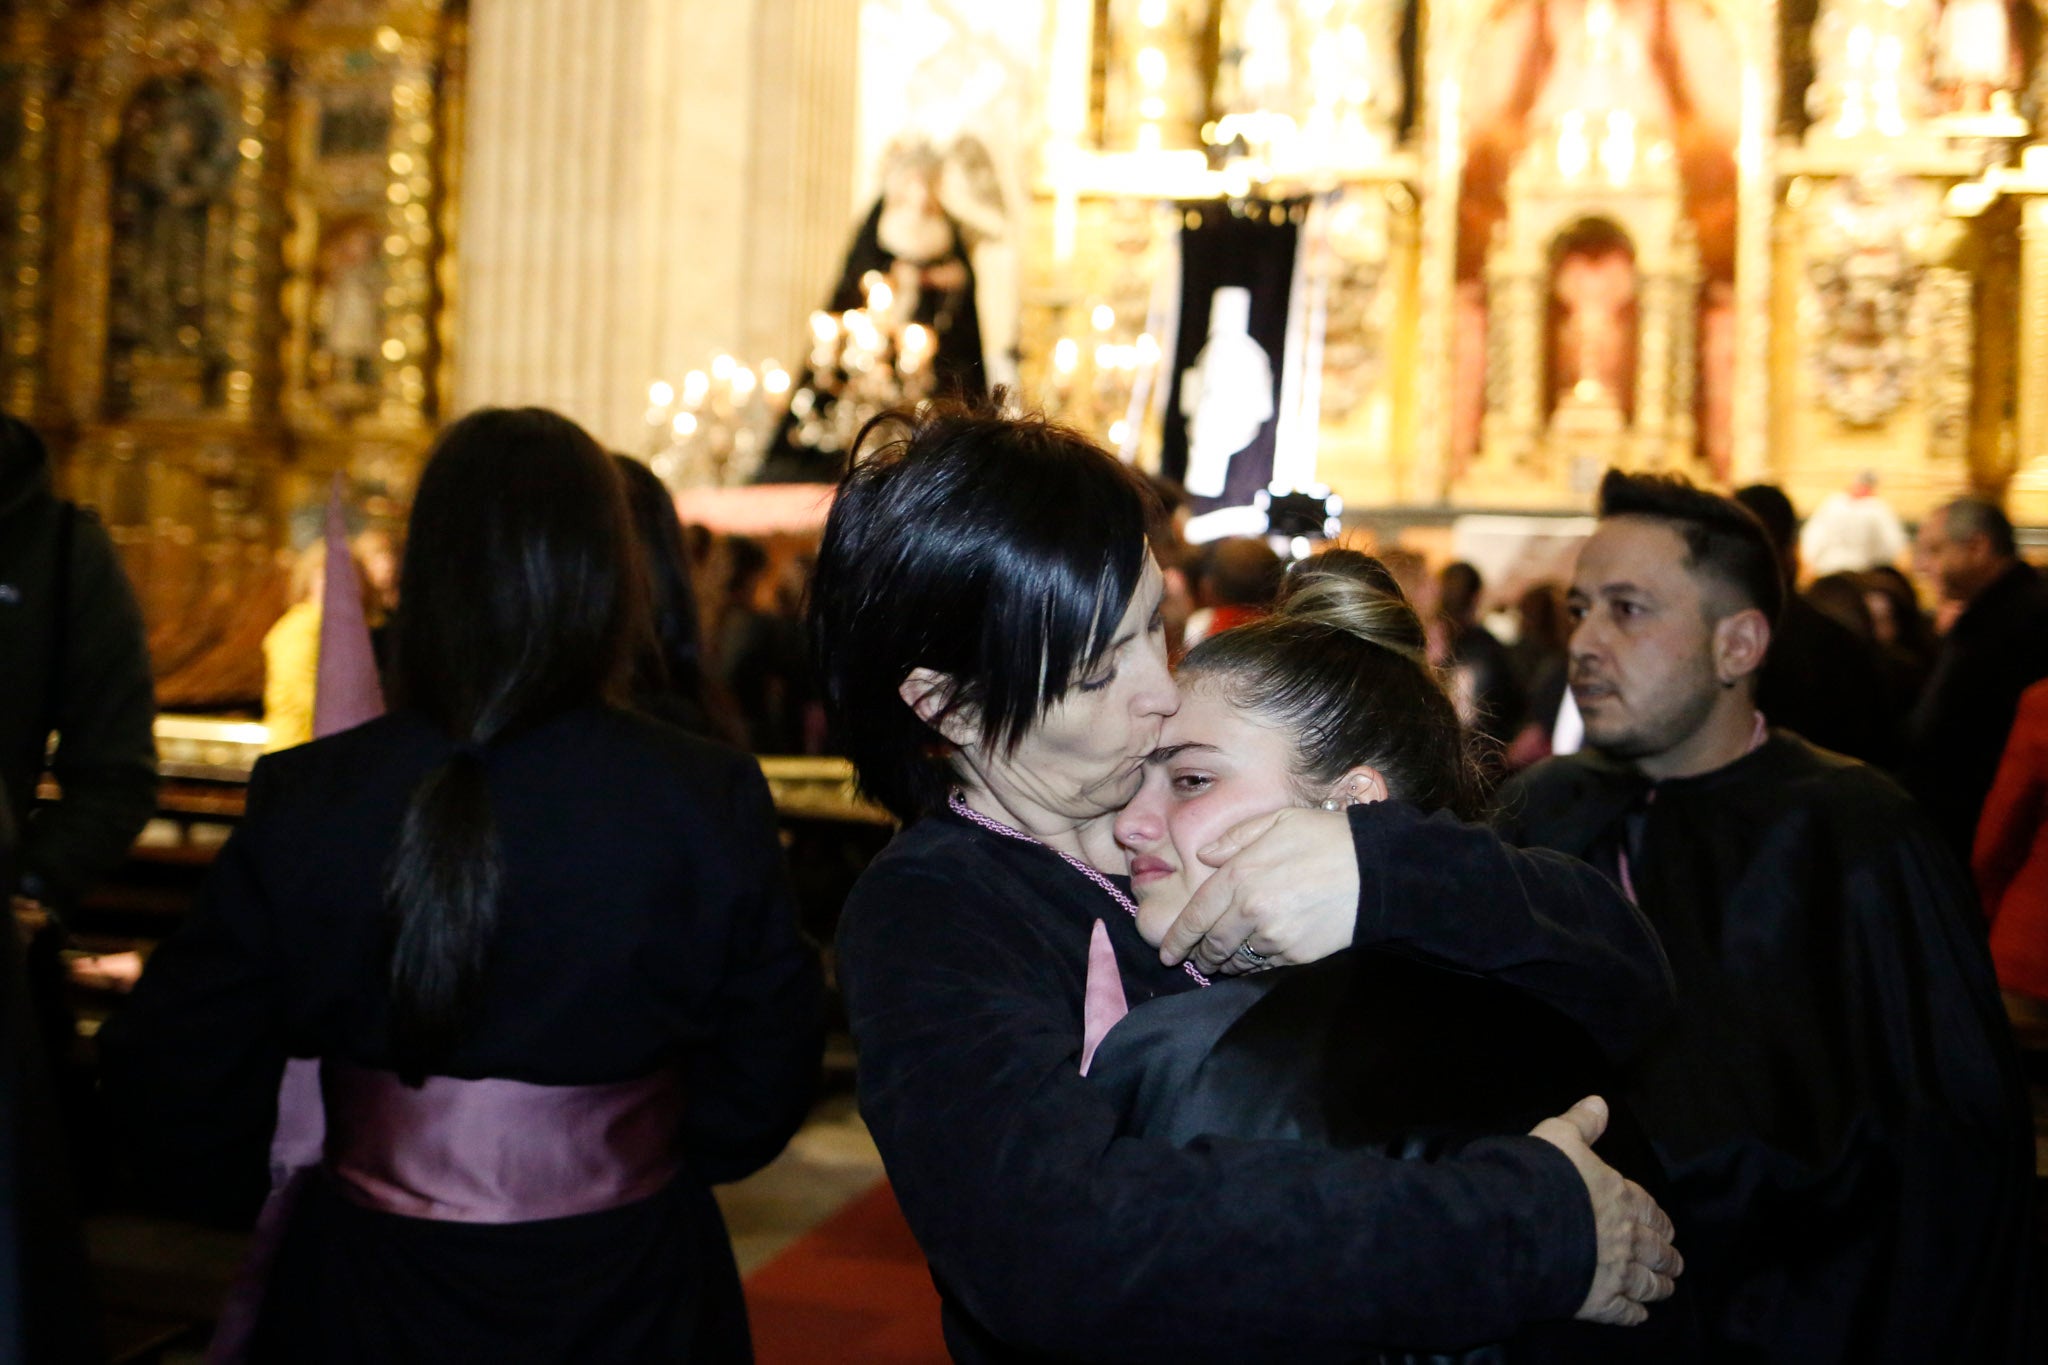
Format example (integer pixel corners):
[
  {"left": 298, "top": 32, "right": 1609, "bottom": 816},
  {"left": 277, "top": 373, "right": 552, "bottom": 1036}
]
[{"left": 102, "top": 408, "right": 821, "bottom": 1362}]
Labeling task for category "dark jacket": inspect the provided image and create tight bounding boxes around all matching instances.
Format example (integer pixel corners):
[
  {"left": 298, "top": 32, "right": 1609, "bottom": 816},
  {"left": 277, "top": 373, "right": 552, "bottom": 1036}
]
[
  {"left": 1757, "top": 594, "right": 1900, "bottom": 767},
  {"left": 0, "top": 415, "right": 157, "bottom": 907},
  {"left": 839, "top": 800, "right": 1674, "bottom": 1363},
  {"left": 1905, "top": 560, "right": 2048, "bottom": 855},
  {"left": 0, "top": 801, "right": 103, "bottom": 1365},
  {"left": 1500, "top": 735, "right": 2040, "bottom": 1363},
  {"left": 99, "top": 707, "right": 824, "bottom": 1363}
]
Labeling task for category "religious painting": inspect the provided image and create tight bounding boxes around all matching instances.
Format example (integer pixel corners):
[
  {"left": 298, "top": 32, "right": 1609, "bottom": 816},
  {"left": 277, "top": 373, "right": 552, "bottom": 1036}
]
[
  {"left": 105, "top": 73, "right": 240, "bottom": 418},
  {"left": 1547, "top": 219, "right": 1639, "bottom": 426},
  {"left": 1453, "top": 0, "right": 1739, "bottom": 490}
]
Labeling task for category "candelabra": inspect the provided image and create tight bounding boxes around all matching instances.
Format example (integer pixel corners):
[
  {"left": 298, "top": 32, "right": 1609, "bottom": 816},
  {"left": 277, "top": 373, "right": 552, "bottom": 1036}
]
[
  {"left": 1040, "top": 300, "right": 1163, "bottom": 457},
  {"left": 642, "top": 355, "right": 791, "bottom": 488},
  {"left": 776, "top": 271, "right": 941, "bottom": 465}
]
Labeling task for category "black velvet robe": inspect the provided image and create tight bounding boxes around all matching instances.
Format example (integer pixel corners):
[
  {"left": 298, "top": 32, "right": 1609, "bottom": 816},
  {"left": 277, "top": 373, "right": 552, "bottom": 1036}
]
[
  {"left": 98, "top": 707, "right": 824, "bottom": 1364},
  {"left": 1085, "top": 953, "right": 1700, "bottom": 1363},
  {"left": 838, "top": 800, "right": 1676, "bottom": 1363},
  {"left": 1498, "top": 733, "right": 2041, "bottom": 1363}
]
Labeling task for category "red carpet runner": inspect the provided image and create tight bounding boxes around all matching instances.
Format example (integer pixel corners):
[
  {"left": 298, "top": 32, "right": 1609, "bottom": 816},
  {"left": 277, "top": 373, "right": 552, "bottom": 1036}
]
[{"left": 744, "top": 1181, "right": 950, "bottom": 1364}]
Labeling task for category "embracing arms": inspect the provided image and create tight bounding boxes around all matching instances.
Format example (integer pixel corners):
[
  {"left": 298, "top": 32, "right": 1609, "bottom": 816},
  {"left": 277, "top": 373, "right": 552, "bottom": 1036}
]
[
  {"left": 842, "top": 863, "right": 1605, "bottom": 1361},
  {"left": 1157, "top": 802, "right": 1675, "bottom": 1063}
]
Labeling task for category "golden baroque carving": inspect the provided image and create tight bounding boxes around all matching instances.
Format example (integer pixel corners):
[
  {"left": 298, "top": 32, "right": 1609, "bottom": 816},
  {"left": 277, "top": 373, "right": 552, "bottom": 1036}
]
[{"left": 1916, "top": 264, "right": 1976, "bottom": 464}]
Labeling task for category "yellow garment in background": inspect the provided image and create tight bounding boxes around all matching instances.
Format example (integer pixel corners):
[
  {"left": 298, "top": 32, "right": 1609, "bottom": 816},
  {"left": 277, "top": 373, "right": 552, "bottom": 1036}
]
[{"left": 262, "top": 600, "right": 321, "bottom": 752}]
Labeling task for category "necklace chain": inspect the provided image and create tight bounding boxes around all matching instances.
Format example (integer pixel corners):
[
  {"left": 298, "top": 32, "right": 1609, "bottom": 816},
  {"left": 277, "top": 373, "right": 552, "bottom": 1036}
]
[{"left": 947, "top": 791, "right": 1211, "bottom": 987}]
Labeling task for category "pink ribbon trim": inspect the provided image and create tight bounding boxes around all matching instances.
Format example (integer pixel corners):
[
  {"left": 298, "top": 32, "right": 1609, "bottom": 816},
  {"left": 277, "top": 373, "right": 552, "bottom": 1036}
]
[{"left": 1080, "top": 919, "right": 1130, "bottom": 1076}]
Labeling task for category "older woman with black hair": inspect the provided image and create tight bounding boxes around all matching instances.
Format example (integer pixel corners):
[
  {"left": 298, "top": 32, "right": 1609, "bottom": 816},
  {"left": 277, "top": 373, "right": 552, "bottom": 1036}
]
[
  {"left": 103, "top": 409, "right": 822, "bottom": 1362},
  {"left": 811, "top": 405, "right": 1681, "bottom": 1363}
]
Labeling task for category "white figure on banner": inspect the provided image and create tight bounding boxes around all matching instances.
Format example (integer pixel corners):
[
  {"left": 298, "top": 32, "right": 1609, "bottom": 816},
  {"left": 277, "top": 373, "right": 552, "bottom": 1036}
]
[{"left": 1180, "top": 287, "right": 1276, "bottom": 499}]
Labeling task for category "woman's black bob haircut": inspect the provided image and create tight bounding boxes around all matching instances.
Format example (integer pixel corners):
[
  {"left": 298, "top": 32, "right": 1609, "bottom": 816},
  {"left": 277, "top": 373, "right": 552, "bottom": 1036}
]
[{"left": 809, "top": 401, "right": 1161, "bottom": 821}]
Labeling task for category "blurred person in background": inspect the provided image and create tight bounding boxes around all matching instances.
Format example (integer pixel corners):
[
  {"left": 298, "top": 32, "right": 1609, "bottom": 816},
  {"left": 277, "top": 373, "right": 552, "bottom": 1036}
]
[
  {"left": 1182, "top": 537, "right": 1283, "bottom": 648},
  {"left": 1973, "top": 677, "right": 2048, "bottom": 1028},
  {"left": 613, "top": 455, "right": 744, "bottom": 747},
  {"left": 1861, "top": 565, "right": 1936, "bottom": 681},
  {"left": 0, "top": 801, "right": 102, "bottom": 1365},
  {"left": 0, "top": 413, "right": 156, "bottom": 1137},
  {"left": 1438, "top": 560, "right": 1524, "bottom": 749},
  {"left": 1798, "top": 470, "right": 1908, "bottom": 577},
  {"left": 715, "top": 536, "right": 812, "bottom": 752},
  {"left": 1905, "top": 497, "right": 2048, "bottom": 857},
  {"left": 1733, "top": 483, "right": 1898, "bottom": 765},
  {"left": 1507, "top": 582, "right": 1574, "bottom": 771},
  {"left": 261, "top": 543, "right": 326, "bottom": 753}
]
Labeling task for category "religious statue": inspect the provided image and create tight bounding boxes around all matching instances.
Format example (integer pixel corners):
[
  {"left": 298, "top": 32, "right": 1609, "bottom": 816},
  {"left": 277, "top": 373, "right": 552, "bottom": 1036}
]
[
  {"left": 107, "top": 75, "right": 239, "bottom": 415},
  {"left": 1932, "top": 0, "right": 2020, "bottom": 113},
  {"left": 1179, "top": 287, "right": 1276, "bottom": 498},
  {"left": 311, "top": 218, "right": 384, "bottom": 404},
  {"left": 1551, "top": 235, "right": 1637, "bottom": 415},
  {"left": 757, "top": 140, "right": 985, "bottom": 483},
  {"left": 1807, "top": 169, "right": 1924, "bottom": 425}
]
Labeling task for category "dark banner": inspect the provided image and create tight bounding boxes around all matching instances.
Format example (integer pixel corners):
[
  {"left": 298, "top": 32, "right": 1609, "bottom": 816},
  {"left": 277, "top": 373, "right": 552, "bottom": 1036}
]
[{"left": 1160, "top": 198, "right": 1304, "bottom": 513}]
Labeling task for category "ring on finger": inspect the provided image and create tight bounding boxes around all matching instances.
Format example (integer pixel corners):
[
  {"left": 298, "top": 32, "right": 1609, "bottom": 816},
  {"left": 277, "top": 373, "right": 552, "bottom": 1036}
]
[{"left": 1234, "top": 941, "right": 1271, "bottom": 968}]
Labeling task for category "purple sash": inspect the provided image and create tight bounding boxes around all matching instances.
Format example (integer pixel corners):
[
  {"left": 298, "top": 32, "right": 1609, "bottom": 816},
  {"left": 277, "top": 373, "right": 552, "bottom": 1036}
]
[{"left": 207, "top": 1059, "right": 681, "bottom": 1363}]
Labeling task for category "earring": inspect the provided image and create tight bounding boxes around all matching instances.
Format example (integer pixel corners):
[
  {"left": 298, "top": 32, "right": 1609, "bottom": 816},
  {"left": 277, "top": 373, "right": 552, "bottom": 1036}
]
[{"left": 1320, "top": 798, "right": 1343, "bottom": 811}]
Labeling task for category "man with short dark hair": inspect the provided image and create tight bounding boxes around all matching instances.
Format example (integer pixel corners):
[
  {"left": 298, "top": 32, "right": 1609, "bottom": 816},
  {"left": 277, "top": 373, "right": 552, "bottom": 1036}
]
[
  {"left": 1905, "top": 495, "right": 2048, "bottom": 856},
  {"left": 1733, "top": 482, "right": 1899, "bottom": 765},
  {"left": 1498, "top": 469, "right": 2038, "bottom": 1362}
]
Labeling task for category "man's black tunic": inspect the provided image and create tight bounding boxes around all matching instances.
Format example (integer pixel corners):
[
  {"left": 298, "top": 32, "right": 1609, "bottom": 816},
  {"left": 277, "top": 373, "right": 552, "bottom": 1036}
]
[{"left": 1498, "top": 733, "right": 2040, "bottom": 1362}]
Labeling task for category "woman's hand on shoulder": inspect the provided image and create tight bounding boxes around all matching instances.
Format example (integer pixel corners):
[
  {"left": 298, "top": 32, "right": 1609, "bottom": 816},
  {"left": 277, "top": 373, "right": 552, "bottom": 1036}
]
[{"left": 1157, "top": 808, "right": 1360, "bottom": 975}]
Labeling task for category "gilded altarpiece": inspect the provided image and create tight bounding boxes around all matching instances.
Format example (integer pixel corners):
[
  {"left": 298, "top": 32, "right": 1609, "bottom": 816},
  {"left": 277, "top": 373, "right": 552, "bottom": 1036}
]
[{"left": 0, "top": 0, "right": 461, "bottom": 706}]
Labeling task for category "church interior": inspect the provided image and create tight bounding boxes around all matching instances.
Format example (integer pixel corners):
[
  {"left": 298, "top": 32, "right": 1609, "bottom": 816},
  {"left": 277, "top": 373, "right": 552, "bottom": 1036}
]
[
  {"left": 9, "top": 0, "right": 2048, "bottom": 1361},
  {"left": 9, "top": 0, "right": 2048, "bottom": 708}
]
